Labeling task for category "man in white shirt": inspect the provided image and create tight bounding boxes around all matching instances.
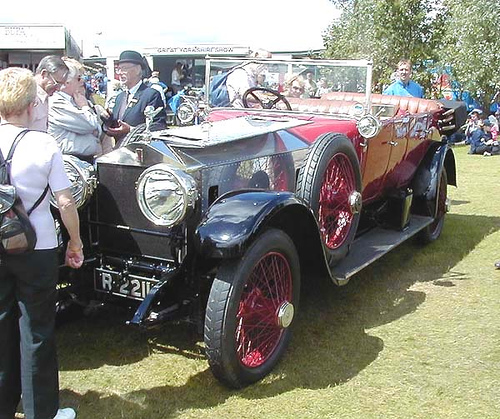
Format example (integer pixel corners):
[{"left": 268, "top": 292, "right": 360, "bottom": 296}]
[
  {"left": 31, "top": 56, "right": 69, "bottom": 132},
  {"left": 226, "top": 49, "right": 272, "bottom": 108},
  {"left": 171, "top": 61, "right": 184, "bottom": 94}
]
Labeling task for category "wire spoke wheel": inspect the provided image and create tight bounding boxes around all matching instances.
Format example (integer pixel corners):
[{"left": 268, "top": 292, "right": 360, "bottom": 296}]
[
  {"left": 318, "top": 152, "right": 357, "bottom": 250},
  {"left": 204, "top": 229, "right": 300, "bottom": 388},
  {"left": 236, "top": 251, "right": 292, "bottom": 367},
  {"left": 296, "top": 133, "right": 362, "bottom": 265}
]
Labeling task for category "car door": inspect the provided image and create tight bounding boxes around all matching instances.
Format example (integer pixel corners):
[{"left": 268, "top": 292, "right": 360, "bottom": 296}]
[
  {"left": 384, "top": 112, "right": 434, "bottom": 191},
  {"left": 359, "top": 121, "right": 396, "bottom": 202},
  {"left": 379, "top": 114, "right": 412, "bottom": 191}
]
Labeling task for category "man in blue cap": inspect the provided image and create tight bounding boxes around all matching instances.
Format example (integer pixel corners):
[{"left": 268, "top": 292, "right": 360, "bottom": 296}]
[
  {"left": 383, "top": 59, "right": 424, "bottom": 98},
  {"left": 105, "top": 50, "right": 167, "bottom": 146}
]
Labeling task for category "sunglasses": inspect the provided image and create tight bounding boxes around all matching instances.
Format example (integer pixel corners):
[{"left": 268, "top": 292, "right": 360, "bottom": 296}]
[{"left": 48, "top": 72, "right": 66, "bottom": 87}]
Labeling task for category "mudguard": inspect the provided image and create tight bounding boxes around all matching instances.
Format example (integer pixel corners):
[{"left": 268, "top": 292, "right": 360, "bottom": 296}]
[
  {"left": 195, "top": 190, "right": 314, "bottom": 259},
  {"left": 412, "top": 142, "right": 456, "bottom": 215}
]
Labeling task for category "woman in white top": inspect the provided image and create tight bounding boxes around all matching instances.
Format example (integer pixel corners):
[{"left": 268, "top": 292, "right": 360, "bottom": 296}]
[{"left": 0, "top": 67, "right": 83, "bottom": 419}]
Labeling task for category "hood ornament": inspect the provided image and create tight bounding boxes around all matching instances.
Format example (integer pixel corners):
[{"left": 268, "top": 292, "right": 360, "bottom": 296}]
[{"left": 143, "top": 106, "right": 163, "bottom": 142}]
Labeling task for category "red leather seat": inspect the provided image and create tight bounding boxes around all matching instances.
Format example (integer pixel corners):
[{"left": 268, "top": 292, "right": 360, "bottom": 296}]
[
  {"left": 286, "top": 97, "right": 361, "bottom": 115},
  {"left": 321, "top": 92, "right": 442, "bottom": 115}
]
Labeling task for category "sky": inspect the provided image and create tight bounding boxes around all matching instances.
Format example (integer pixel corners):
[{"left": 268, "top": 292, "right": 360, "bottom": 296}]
[{"left": 1, "top": 0, "right": 340, "bottom": 57}]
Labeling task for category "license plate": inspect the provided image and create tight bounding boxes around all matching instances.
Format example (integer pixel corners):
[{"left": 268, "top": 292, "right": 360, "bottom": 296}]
[{"left": 94, "top": 268, "right": 159, "bottom": 301}]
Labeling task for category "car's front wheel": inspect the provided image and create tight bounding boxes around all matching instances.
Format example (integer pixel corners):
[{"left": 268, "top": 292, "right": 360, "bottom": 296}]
[{"left": 204, "top": 228, "right": 300, "bottom": 388}]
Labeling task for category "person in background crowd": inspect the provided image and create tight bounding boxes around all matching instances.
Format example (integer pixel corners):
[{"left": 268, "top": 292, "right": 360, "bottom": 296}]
[
  {"left": 105, "top": 50, "right": 167, "bottom": 147},
  {"left": 256, "top": 73, "right": 268, "bottom": 88},
  {"left": 105, "top": 79, "right": 123, "bottom": 110},
  {"left": 468, "top": 118, "right": 496, "bottom": 155},
  {"left": 95, "top": 71, "right": 107, "bottom": 97},
  {"left": 148, "top": 70, "right": 167, "bottom": 108},
  {"left": 488, "top": 114, "right": 498, "bottom": 141},
  {"left": 316, "top": 77, "right": 331, "bottom": 97},
  {"left": 150, "top": 70, "right": 167, "bottom": 90},
  {"left": 0, "top": 67, "right": 83, "bottom": 419},
  {"left": 303, "top": 72, "right": 317, "bottom": 98},
  {"left": 383, "top": 59, "right": 424, "bottom": 98},
  {"left": 171, "top": 61, "right": 185, "bottom": 95},
  {"left": 48, "top": 58, "right": 104, "bottom": 162},
  {"left": 284, "top": 76, "right": 306, "bottom": 98},
  {"left": 31, "top": 55, "right": 69, "bottom": 131},
  {"left": 464, "top": 108, "right": 483, "bottom": 144},
  {"left": 226, "top": 49, "right": 272, "bottom": 107}
]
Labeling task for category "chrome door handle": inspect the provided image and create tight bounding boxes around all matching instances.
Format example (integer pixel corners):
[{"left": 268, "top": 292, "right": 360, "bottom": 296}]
[{"left": 389, "top": 141, "right": 398, "bottom": 146}]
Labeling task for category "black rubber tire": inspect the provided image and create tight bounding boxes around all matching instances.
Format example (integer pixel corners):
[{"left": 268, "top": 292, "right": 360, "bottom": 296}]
[
  {"left": 417, "top": 169, "right": 448, "bottom": 244},
  {"left": 204, "top": 228, "right": 300, "bottom": 388},
  {"left": 296, "top": 133, "right": 362, "bottom": 265}
]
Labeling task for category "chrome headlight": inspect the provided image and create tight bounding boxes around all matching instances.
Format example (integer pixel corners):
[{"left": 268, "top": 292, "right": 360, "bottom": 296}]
[
  {"left": 136, "top": 164, "right": 197, "bottom": 226},
  {"left": 50, "top": 155, "right": 96, "bottom": 208},
  {"left": 357, "top": 115, "right": 382, "bottom": 138}
]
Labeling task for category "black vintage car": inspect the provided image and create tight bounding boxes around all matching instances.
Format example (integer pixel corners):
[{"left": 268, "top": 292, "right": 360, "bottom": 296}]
[{"left": 56, "top": 58, "right": 464, "bottom": 388}]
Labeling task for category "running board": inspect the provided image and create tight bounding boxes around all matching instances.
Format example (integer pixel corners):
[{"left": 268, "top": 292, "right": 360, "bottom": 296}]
[{"left": 330, "top": 215, "right": 434, "bottom": 284}]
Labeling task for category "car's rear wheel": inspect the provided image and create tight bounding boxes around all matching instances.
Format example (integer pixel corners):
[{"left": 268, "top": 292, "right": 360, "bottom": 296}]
[
  {"left": 204, "top": 228, "right": 300, "bottom": 388},
  {"left": 296, "top": 133, "right": 362, "bottom": 265},
  {"left": 417, "top": 169, "right": 448, "bottom": 243}
]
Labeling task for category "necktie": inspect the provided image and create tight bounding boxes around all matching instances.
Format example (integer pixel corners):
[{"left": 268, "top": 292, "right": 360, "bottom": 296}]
[{"left": 118, "top": 91, "right": 129, "bottom": 120}]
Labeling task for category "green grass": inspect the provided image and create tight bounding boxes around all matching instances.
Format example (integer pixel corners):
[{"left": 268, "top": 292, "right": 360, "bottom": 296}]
[{"left": 54, "top": 145, "right": 500, "bottom": 419}]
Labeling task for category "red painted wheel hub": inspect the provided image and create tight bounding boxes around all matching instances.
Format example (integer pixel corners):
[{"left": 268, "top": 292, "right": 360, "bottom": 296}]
[
  {"left": 318, "top": 153, "right": 356, "bottom": 250},
  {"left": 236, "top": 252, "right": 293, "bottom": 368}
]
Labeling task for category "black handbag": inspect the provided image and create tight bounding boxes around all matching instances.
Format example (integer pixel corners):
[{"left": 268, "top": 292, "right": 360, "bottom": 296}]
[{"left": 0, "top": 129, "right": 48, "bottom": 254}]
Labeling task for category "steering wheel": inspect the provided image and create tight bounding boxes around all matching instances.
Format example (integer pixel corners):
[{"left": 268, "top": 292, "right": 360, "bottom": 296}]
[{"left": 242, "top": 87, "right": 292, "bottom": 111}]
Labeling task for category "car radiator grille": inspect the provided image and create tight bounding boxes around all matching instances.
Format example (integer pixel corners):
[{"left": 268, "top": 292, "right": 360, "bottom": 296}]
[{"left": 92, "top": 163, "right": 179, "bottom": 260}]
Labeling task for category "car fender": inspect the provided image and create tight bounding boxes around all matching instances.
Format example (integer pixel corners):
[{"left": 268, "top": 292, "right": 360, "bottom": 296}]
[
  {"left": 195, "top": 190, "right": 319, "bottom": 260},
  {"left": 412, "top": 142, "right": 456, "bottom": 214}
]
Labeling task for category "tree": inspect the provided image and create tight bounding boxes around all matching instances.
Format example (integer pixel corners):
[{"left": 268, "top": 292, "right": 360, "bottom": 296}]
[
  {"left": 323, "top": 0, "right": 500, "bottom": 109},
  {"left": 323, "top": 0, "right": 445, "bottom": 93},
  {"left": 440, "top": 0, "right": 500, "bottom": 110}
]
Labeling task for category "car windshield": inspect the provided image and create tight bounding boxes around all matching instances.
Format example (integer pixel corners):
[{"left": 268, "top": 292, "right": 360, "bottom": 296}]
[{"left": 205, "top": 58, "right": 373, "bottom": 114}]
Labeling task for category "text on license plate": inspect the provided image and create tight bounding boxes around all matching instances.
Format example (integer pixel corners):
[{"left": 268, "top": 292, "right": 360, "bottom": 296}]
[{"left": 94, "top": 268, "right": 159, "bottom": 301}]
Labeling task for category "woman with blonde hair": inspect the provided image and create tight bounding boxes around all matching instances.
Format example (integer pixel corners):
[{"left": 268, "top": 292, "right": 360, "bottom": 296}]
[
  {"left": 284, "top": 75, "right": 305, "bottom": 98},
  {"left": 0, "top": 67, "right": 83, "bottom": 419}
]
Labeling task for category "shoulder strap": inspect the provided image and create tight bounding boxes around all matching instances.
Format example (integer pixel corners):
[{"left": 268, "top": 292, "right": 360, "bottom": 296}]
[
  {"left": 6, "top": 129, "right": 30, "bottom": 162},
  {"left": 27, "top": 185, "right": 49, "bottom": 216},
  {"left": 0, "top": 129, "right": 28, "bottom": 179},
  {"left": 4, "top": 129, "right": 50, "bottom": 215}
]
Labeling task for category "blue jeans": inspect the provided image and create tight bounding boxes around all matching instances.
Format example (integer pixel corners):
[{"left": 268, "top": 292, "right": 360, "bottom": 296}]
[{"left": 0, "top": 249, "right": 59, "bottom": 419}]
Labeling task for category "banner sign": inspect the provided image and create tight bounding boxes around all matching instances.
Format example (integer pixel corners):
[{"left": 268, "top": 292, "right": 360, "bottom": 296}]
[
  {"left": 0, "top": 25, "right": 65, "bottom": 49},
  {"left": 145, "top": 45, "right": 250, "bottom": 56}
]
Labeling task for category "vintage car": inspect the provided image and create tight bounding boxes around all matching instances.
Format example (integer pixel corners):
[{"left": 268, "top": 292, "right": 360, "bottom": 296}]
[{"left": 57, "top": 58, "right": 464, "bottom": 388}]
